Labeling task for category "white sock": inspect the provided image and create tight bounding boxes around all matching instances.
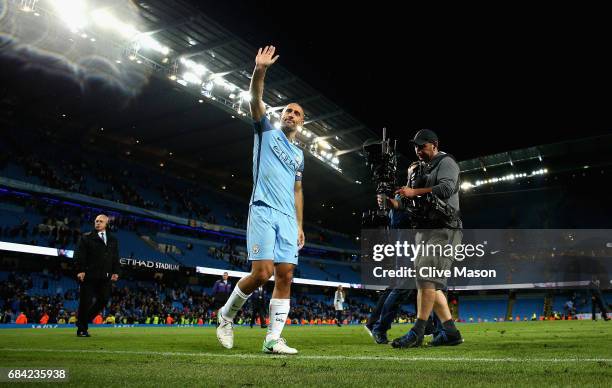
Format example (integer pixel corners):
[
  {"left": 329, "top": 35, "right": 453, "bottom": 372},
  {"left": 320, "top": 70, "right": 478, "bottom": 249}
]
[
  {"left": 220, "top": 284, "right": 251, "bottom": 321},
  {"left": 266, "top": 298, "right": 290, "bottom": 342}
]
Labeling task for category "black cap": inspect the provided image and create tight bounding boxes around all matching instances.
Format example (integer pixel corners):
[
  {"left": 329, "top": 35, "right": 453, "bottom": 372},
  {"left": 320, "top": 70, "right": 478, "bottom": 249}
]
[{"left": 410, "top": 129, "right": 438, "bottom": 146}]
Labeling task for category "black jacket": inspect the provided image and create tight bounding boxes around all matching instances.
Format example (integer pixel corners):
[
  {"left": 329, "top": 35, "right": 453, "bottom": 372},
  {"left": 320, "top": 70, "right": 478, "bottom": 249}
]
[
  {"left": 252, "top": 286, "right": 266, "bottom": 305},
  {"left": 74, "top": 231, "right": 120, "bottom": 280}
]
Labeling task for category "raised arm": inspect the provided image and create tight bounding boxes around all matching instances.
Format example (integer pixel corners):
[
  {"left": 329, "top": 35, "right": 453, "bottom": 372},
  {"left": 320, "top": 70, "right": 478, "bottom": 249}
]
[{"left": 249, "top": 45, "right": 279, "bottom": 121}]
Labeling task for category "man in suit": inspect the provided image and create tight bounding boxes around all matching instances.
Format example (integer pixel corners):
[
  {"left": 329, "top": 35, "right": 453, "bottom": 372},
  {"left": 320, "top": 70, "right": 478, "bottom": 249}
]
[
  {"left": 250, "top": 285, "right": 268, "bottom": 328},
  {"left": 75, "top": 214, "right": 120, "bottom": 337},
  {"left": 212, "top": 272, "right": 232, "bottom": 311}
]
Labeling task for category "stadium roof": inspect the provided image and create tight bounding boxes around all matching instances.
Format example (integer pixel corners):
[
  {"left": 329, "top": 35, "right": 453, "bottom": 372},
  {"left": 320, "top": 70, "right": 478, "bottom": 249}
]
[
  {"left": 3, "top": 1, "right": 611, "bottom": 234},
  {"left": 114, "top": 0, "right": 381, "bottom": 181},
  {"left": 2, "top": 0, "right": 386, "bottom": 233}
]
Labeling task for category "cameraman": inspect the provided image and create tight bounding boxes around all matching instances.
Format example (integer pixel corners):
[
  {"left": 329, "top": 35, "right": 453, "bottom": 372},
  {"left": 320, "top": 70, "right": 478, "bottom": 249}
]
[
  {"left": 366, "top": 163, "right": 441, "bottom": 344},
  {"left": 390, "top": 129, "right": 464, "bottom": 348},
  {"left": 377, "top": 162, "right": 420, "bottom": 229}
]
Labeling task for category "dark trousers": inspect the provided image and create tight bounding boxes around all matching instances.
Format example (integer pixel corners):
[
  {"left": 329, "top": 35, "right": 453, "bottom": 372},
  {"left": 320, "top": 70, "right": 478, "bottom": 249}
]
[
  {"left": 77, "top": 278, "right": 111, "bottom": 331},
  {"left": 366, "top": 287, "right": 393, "bottom": 328},
  {"left": 251, "top": 302, "right": 266, "bottom": 327},
  {"left": 213, "top": 294, "right": 229, "bottom": 311},
  {"left": 592, "top": 291, "right": 609, "bottom": 319},
  {"left": 335, "top": 309, "right": 343, "bottom": 323},
  {"left": 373, "top": 288, "right": 413, "bottom": 333}
]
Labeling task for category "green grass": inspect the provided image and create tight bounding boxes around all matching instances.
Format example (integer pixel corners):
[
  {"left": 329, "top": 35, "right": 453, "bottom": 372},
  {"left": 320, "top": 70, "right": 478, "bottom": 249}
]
[{"left": 0, "top": 321, "right": 611, "bottom": 387}]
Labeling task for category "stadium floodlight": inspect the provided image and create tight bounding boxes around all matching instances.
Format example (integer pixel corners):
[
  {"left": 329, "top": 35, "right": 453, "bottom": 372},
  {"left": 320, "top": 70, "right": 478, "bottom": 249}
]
[
  {"left": 91, "top": 8, "right": 138, "bottom": 39},
  {"left": 461, "top": 182, "right": 474, "bottom": 191},
  {"left": 136, "top": 34, "right": 170, "bottom": 55},
  {"left": 212, "top": 77, "right": 226, "bottom": 87},
  {"left": 229, "top": 93, "right": 236, "bottom": 99},
  {"left": 183, "top": 72, "right": 202, "bottom": 84},
  {"left": 180, "top": 58, "right": 208, "bottom": 76},
  {"left": 211, "top": 76, "right": 236, "bottom": 92},
  {"left": 332, "top": 157, "right": 339, "bottom": 164},
  {"left": 240, "top": 91, "right": 252, "bottom": 102},
  {"left": 116, "top": 22, "right": 138, "bottom": 39},
  {"left": 304, "top": 131, "right": 312, "bottom": 138},
  {"left": 273, "top": 121, "right": 281, "bottom": 129},
  {"left": 52, "top": 0, "right": 88, "bottom": 33},
  {"left": 91, "top": 8, "right": 115, "bottom": 27},
  {"left": 317, "top": 139, "right": 332, "bottom": 150},
  {"left": 203, "top": 81, "right": 214, "bottom": 91}
]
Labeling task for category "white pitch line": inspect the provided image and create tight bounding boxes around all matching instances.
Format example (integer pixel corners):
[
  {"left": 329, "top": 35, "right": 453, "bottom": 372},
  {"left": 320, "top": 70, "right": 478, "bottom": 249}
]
[{"left": 1, "top": 348, "right": 610, "bottom": 363}]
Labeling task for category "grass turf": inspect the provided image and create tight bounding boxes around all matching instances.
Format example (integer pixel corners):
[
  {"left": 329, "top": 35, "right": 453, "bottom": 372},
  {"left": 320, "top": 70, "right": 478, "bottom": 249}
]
[{"left": 0, "top": 320, "right": 610, "bottom": 387}]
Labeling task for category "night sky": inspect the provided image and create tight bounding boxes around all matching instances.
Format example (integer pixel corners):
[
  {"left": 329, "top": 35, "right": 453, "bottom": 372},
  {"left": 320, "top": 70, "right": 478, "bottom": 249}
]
[{"left": 195, "top": 1, "right": 612, "bottom": 160}]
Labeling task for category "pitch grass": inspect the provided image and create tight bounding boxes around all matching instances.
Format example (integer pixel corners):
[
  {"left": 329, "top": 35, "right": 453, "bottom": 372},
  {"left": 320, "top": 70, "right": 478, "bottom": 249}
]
[{"left": 0, "top": 321, "right": 610, "bottom": 387}]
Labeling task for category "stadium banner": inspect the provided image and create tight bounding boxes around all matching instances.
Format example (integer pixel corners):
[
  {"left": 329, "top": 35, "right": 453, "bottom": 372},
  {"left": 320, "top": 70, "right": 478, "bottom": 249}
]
[
  {"left": 195, "top": 266, "right": 366, "bottom": 289},
  {"left": 119, "top": 258, "right": 180, "bottom": 271},
  {"left": 0, "top": 324, "right": 213, "bottom": 329},
  {"left": 0, "top": 322, "right": 382, "bottom": 329},
  {"left": 0, "top": 241, "right": 74, "bottom": 258},
  {"left": 361, "top": 229, "right": 612, "bottom": 290},
  {"left": 0, "top": 241, "right": 180, "bottom": 272}
]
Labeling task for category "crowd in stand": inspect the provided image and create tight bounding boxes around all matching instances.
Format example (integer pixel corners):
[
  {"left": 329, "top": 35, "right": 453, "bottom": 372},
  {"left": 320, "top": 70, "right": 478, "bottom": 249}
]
[
  {"left": 1, "top": 134, "right": 248, "bottom": 227},
  {"left": 0, "top": 191, "right": 358, "bottom": 281},
  {"left": 207, "top": 245, "right": 249, "bottom": 272},
  {"left": 0, "top": 271, "right": 77, "bottom": 325},
  {"left": 0, "top": 271, "right": 377, "bottom": 326},
  {"left": 1, "top": 128, "right": 361, "bottom": 243}
]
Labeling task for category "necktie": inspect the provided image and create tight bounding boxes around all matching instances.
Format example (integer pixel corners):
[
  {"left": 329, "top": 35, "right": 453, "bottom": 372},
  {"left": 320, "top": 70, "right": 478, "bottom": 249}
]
[{"left": 100, "top": 232, "right": 107, "bottom": 245}]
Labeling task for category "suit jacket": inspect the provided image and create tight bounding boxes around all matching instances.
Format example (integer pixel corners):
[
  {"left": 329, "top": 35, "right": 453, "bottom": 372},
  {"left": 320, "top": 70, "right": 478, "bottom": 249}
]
[
  {"left": 252, "top": 286, "right": 266, "bottom": 305},
  {"left": 212, "top": 280, "right": 232, "bottom": 297},
  {"left": 74, "top": 231, "right": 120, "bottom": 280}
]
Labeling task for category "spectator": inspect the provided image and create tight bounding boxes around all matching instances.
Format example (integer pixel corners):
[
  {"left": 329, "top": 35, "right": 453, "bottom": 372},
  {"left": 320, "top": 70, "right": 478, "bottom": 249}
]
[
  {"left": 15, "top": 311, "right": 27, "bottom": 324},
  {"left": 39, "top": 312, "right": 49, "bottom": 324},
  {"left": 212, "top": 272, "right": 232, "bottom": 311}
]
